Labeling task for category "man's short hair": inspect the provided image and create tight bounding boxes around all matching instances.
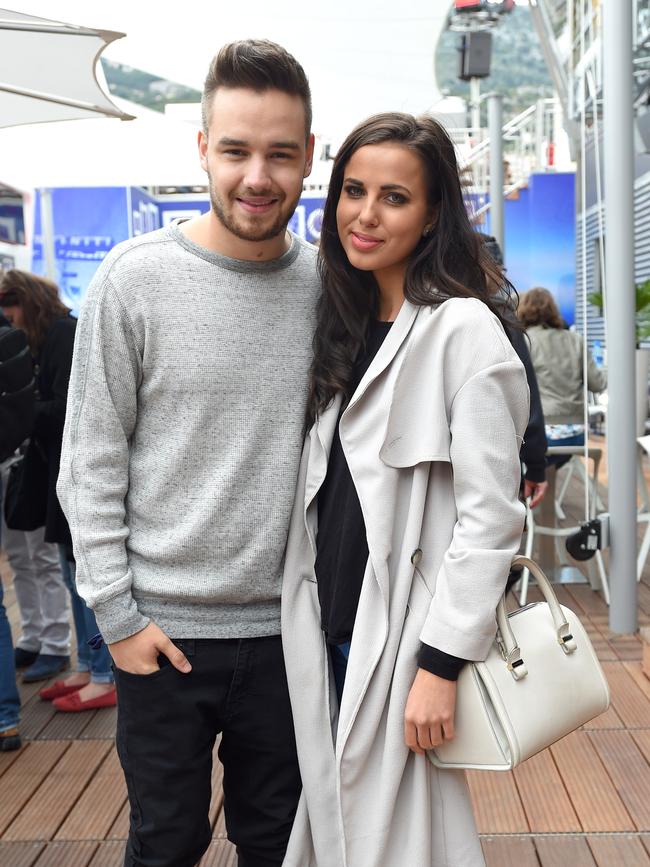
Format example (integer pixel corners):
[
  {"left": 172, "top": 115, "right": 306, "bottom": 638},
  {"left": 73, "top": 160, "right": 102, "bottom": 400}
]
[{"left": 201, "top": 39, "right": 312, "bottom": 139}]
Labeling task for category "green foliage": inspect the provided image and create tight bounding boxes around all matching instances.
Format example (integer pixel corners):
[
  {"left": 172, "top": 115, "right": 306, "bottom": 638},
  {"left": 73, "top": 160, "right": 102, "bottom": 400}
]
[{"left": 588, "top": 279, "right": 650, "bottom": 345}]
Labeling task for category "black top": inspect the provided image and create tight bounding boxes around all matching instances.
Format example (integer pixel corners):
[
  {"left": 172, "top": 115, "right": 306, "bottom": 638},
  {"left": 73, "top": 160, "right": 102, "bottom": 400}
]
[
  {"left": 315, "top": 319, "right": 392, "bottom": 645},
  {"left": 314, "top": 318, "right": 466, "bottom": 681}
]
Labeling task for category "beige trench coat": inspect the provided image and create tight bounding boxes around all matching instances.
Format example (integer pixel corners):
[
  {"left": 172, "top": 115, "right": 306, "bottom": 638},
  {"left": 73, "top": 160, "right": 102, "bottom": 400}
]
[{"left": 281, "top": 297, "right": 530, "bottom": 867}]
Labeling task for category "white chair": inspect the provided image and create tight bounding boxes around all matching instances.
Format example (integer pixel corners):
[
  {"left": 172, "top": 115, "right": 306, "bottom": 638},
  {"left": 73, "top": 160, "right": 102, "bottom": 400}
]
[
  {"left": 518, "top": 445, "right": 610, "bottom": 605},
  {"left": 554, "top": 453, "right": 606, "bottom": 520}
]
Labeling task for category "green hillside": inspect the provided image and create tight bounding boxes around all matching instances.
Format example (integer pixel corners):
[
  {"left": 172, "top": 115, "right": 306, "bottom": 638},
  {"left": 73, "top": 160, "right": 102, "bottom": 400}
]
[{"left": 101, "top": 59, "right": 201, "bottom": 112}]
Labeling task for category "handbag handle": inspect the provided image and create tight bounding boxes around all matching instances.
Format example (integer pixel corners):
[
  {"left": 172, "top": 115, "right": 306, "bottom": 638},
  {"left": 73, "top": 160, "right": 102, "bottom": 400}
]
[{"left": 494, "top": 555, "right": 578, "bottom": 681}]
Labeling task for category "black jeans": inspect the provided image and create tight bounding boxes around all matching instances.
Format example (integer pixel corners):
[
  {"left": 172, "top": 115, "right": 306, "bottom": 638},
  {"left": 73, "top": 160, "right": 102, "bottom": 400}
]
[{"left": 114, "top": 636, "right": 302, "bottom": 867}]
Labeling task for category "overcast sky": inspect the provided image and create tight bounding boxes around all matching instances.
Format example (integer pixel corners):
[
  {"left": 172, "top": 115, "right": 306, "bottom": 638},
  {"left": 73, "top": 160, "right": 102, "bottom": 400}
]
[{"left": 11, "top": 0, "right": 457, "bottom": 139}]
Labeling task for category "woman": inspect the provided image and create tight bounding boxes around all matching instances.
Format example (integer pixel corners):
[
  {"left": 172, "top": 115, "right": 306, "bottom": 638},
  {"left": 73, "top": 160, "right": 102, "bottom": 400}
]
[
  {"left": 0, "top": 274, "right": 71, "bottom": 684},
  {"left": 518, "top": 287, "right": 606, "bottom": 464},
  {"left": 281, "top": 114, "right": 529, "bottom": 867},
  {"left": 0, "top": 270, "right": 115, "bottom": 711}
]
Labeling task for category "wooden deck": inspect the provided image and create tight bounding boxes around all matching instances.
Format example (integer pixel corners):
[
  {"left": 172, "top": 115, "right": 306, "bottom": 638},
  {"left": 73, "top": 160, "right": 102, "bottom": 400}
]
[{"left": 1, "top": 445, "right": 650, "bottom": 866}]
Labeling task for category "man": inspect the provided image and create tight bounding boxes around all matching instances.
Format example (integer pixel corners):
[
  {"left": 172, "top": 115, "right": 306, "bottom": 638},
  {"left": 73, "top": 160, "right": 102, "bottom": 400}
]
[{"left": 58, "top": 40, "right": 318, "bottom": 867}]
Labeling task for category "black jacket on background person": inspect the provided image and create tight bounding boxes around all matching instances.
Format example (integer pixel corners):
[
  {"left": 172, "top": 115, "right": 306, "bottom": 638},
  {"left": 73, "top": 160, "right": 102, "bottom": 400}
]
[
  {"left": 32, "top": 315, "right": 77, "bottom": 545},
  {"left": 478, "top": 234, "right": 548, "bottom": 483},
  {"left": 0, "top": 310, "right": 35, "bottom": 462},
  {"left": 509, "top": 327, "right": 547, "bottom": 483}
]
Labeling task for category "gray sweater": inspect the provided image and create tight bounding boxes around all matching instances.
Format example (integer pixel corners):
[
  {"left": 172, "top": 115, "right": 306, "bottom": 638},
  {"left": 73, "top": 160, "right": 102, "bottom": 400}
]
[{"left": 57, "top": 222, "right": 319, "bottom": 644}]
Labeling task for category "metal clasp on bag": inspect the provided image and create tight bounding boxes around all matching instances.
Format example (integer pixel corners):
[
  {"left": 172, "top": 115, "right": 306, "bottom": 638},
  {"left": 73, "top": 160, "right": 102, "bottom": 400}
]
[
  {"left": 496, "top": 631, "right": 528, "bottom": 680},
  {"left": 557, "top": 622, "right": 577, "bottom": 654},
  {"left": 506, "top": 647, "right": 527, "bottom": 680}
]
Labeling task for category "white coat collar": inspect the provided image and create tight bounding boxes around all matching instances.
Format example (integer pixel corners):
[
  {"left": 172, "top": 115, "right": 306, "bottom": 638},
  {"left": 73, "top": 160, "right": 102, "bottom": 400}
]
[
  {"left": 308, "top": 296, "right": 420, "bottom": 487},
  {"left": 302, "top": 298, "right": 420, "bottom": 552}
]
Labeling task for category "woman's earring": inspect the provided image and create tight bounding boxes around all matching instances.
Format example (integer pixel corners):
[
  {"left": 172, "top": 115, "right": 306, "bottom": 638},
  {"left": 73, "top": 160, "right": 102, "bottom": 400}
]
[{"left": 422, "top": 225, "right": 433, "bottom": 237}]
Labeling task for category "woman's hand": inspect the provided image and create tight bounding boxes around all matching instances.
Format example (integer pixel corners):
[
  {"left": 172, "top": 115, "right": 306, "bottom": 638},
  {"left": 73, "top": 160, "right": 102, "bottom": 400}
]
[
  {"left": 524, "top": 478, "right": 548, "bottom": 509},
  {"left": 404, "top": 668, "right": 457, "bottom": 755}
]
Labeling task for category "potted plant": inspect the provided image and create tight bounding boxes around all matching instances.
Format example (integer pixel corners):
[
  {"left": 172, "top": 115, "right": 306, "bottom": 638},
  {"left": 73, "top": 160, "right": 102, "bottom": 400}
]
[{"left": 589, "top": 278, "right": 650, "bottom": 435}]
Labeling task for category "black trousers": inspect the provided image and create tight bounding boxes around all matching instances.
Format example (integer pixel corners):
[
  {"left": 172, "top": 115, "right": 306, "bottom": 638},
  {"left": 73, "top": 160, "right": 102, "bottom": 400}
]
[{"left": 114, "top": 636, "right": 302, "bottom": 867}]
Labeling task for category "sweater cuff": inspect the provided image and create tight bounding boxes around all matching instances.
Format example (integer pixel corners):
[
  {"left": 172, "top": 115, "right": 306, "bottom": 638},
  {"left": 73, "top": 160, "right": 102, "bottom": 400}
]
[
  {"left": 92, "top": 592, "right": 150, "bottom": 645},
  {"left": 524, "top": 464, "right": 547, "bottom": 483},
  {"left": 417, "top": 643, "right": 467, "bottom": 681}
]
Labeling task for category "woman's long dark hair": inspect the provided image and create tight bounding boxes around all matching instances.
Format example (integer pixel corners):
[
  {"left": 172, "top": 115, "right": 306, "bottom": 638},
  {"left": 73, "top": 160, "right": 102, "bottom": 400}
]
[
  {"left": 307, "top": 112, "right": 516, "bottom": 426},
  {"left": 0, "top": 269, "right": 71, "bottom": 354}
]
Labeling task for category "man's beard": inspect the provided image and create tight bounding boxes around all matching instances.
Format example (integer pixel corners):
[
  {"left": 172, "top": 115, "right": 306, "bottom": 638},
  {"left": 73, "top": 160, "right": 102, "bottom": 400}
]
[{"left": 208, "top": 175, "right": 302, "bottom": 243}]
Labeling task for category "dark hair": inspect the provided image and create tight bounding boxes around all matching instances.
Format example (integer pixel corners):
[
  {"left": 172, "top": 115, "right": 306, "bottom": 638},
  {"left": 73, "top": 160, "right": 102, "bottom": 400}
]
[
  {"left": 201, "top": 39, "right": 312, "bottom": 138},
  {"left": 307, "top": 112, "right": 516, "bottom": 425},
  {"left": 0, "top": 269, "right": 70, "bottom": 353},
  {"left": 518, "top": 287, "right": 563, "bottom": 329}
]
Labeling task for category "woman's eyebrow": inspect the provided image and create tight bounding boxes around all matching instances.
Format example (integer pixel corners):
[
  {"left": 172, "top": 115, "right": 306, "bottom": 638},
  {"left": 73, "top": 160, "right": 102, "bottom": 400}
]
[
  {"left": 343, "top": 177, "right": 411, "bottom": 194},
  {"left": 380, "top": 183, "right": 410, "bottom": 194}
]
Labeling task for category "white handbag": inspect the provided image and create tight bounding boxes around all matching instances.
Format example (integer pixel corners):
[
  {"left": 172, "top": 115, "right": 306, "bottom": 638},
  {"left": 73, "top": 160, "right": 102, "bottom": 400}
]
[{"left": 428, "top": 555, "right": 610, "bottom": 771}]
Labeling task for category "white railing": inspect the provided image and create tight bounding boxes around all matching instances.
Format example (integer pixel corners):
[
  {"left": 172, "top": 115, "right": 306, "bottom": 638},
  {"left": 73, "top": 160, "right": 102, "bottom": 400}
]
[{"left": 448, "top": 97, "right": 563, "bottom": 223}]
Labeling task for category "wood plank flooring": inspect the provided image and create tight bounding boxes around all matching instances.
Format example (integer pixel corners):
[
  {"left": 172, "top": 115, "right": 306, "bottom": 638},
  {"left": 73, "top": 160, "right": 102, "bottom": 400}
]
[{"left": 1, "top": 442, "right": 650, "bottom": 865}]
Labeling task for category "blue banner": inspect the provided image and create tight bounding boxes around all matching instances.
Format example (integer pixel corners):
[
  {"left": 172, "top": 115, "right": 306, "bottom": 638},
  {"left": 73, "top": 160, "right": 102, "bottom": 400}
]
[
  {"left": 288, "top": 195, "right": 324, "bottom": 244},
  {"left": 129, "top": 187, "right": 161, "bottom": 237},
  {"left": 32, "top": 187, "right": 130, "bottom": 314},
  {"left": 32, "top": 188, "right": 323, "bottom": 311},
  {"left": 485, "top": 172, "right": 576, "bottom": 326}
]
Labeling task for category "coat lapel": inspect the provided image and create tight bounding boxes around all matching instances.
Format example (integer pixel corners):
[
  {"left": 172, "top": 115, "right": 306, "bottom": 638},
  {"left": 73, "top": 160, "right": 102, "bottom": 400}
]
[
  {"left": 303, "top": 393, "right": 343, "bottom": 554},
  {"left": 302, "top": 299, "right": 419, "bottom": 560}
]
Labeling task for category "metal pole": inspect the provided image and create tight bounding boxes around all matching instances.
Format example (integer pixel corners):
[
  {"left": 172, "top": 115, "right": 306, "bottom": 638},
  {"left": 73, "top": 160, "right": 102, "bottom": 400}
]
[
  {"left": 488, "top": 93, "right": 504, "bottom": 257},
  {"left": 39, "top": 188, "right": 57, "bottom": 282},
  {"left": 470, "top": 77, "right": 481, "bottom": 136},
  {"left": 536, "top": 99, "right": 545, "bottom": 169},
  {"left": 603, "top": 0, "right": 637, "bottom": 633}
]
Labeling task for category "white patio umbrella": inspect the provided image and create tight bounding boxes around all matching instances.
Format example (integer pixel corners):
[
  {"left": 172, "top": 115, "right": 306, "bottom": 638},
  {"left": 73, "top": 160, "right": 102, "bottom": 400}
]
[
  {"left": 0, "top": 97, "right": 205, "bottom": 190},
  {"left": 0, "top": 7, "right": 134, "bottom": 277},
  {"left": 0, "top": 7, "right": 133, "bottom": 127}
]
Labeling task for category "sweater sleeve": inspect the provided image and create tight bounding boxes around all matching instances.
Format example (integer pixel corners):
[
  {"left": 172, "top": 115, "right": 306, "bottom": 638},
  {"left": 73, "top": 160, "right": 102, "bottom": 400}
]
[
  {"left": 57, "top": 277, "right": 149, "bottom": 644},
  {"left": 419, "top": 359, "right": 529, "bottom": 660}
]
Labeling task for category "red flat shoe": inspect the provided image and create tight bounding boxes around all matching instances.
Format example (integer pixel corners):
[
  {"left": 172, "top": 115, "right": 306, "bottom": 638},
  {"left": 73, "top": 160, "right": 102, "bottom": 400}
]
[
  {"left": 39, "top": 680, "right": 84, "bottom": 701},
  {"left": 52, "top": 687, "right": 117, "bottom": 712}
]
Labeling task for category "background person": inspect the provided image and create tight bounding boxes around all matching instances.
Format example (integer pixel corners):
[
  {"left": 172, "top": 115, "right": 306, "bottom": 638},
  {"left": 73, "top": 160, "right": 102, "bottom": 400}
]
[
  {"left": 281, "top": 112, "right": 529, "bottom": 867},
  {"left": 0, "top": 309, "right": 22, "bottom": 752},
  {"left": 480, "top": 235, "right": 548, "bottom": 510},
  {"left": 0, "top": 270, "right": 115, "bottom": 707},
  {"left": 518, "top": 286, "right": 606, "bottom": 466},
  {"left": 0, "top": 272, "right": 71, "bottom": 683}
]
